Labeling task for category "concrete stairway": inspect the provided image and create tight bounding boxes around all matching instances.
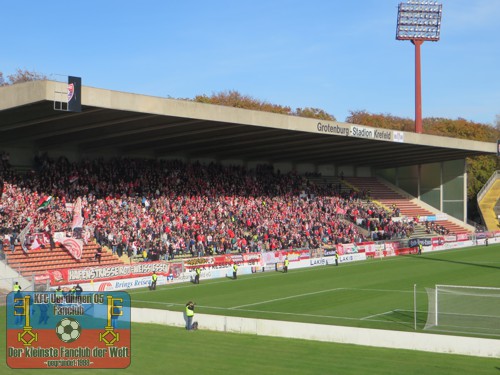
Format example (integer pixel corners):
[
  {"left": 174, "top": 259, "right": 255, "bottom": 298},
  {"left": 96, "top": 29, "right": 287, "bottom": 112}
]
[{"left": 478, "top": 179, "right": 500, "bottom": 231}]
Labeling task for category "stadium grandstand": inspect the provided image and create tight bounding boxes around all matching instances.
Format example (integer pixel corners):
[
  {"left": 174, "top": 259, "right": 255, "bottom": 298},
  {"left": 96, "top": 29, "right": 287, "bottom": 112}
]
[{"left": 0, "top": 79, "right": 498, "bottom": 291}]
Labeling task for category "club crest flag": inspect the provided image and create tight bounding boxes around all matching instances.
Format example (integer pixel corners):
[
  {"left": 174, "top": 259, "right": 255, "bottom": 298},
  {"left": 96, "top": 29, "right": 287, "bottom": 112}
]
[
  {"left": 67, "top": 83, "right": 74, "bottom": 102},
  {"left": 67, "top": 76, "right": 82, "bottom": 112},
  {"left": 62, "top": 237, "right": 84, "bottom": 260},
  {"left": 72, "top": 197, "right": 84, "bottom": 230}
]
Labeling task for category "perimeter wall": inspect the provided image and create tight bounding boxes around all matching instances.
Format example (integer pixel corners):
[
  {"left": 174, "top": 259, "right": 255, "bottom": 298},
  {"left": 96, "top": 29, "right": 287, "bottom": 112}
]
[{"left": 131, "top": 307, "right": 500, "bottom": 358}]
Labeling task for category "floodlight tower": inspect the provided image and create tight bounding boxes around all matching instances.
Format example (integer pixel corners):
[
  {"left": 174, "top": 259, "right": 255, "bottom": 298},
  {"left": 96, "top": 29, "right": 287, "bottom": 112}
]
[{"left": 396, "top": 0, "right": 442, "bottom": 134}]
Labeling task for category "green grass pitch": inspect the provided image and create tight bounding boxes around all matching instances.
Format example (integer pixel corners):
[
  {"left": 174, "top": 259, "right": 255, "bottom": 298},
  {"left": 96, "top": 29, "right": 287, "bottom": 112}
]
[
  {"left": 130, "top": 244, "right": 500, "bottom": 335},
  {"left": 1, "top": 244, "right": 499, "bottom": 374}
]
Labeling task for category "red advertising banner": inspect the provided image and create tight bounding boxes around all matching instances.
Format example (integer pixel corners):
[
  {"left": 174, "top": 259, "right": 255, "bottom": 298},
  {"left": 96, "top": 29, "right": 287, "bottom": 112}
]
[
  {"left": 183, "top": 253, "right": 263, "bottom": 269},
  {"left": 46, "top": 261, "right": 172, "bottom": 285},
  {"left": 336, "top": 243, "right": 352, "bottom": 255},
  {"left": 431, "top": 237, "right": 445, "bottom": 248},
  {"left": 395, "top": 247, "right": 418, "bottom": 255},
  {"left": 383, "top": 241, "right": 399, "bottom": 257},
  {"left": 444, "top": 234, "right": 457, "bottom": 242},
  {"left": 261, "top": 249, "right": 310, "bottom": 265}
]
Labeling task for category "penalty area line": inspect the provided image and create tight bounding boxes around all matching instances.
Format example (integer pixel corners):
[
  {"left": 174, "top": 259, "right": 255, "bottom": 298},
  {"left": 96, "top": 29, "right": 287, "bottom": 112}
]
[
  {"left": 360, "top": 310, "right": 395, "bottom": 320},
  {"left": 230, "top": 288, "right": 344, "bottom": 309}
]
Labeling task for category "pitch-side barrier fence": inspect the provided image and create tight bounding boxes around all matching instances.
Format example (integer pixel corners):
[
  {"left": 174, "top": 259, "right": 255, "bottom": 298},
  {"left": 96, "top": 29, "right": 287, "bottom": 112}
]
[{"left": 1, "top": 231, "right": 499, "bottom": 294}]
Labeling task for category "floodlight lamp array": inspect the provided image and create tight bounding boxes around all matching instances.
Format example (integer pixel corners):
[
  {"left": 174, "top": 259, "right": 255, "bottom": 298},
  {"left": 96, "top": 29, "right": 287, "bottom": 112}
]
[{"left": 396, "top": 0, "right": 442, "bottom": 41}]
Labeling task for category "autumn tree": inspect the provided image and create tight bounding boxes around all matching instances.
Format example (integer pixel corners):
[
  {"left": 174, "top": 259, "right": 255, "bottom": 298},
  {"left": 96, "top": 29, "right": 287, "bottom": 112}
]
[
  {"left": 193, "top": 90, "right": 335, "bottom": 121},
  {"left": 295, "top": 107, "right": 335, "bottom": 121},
  {"left": 346, "top": 110, "right": 414, "bottom": 131},
  {"left": 0, "top": 69, "right": 47, "bottom": 85},
  {"left": 424, "top": 117, "right": 499, "bottom": 142}
]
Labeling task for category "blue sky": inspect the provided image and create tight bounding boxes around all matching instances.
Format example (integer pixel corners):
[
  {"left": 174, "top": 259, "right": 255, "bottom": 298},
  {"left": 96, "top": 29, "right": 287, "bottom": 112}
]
[{"left": 2, "top": 0, "right": 499, "bottom": 125}]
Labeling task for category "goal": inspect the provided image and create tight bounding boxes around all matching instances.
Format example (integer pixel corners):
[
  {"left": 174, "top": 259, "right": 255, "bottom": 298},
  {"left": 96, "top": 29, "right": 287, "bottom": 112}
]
[{"left": 424, "top": 284, "right": 500, "bottom": 336}]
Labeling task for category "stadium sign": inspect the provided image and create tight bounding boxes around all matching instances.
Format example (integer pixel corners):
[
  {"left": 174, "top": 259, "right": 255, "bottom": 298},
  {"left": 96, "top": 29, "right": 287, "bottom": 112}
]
[
  {"left": 350, "top": 125, "right": 392, "bottom": 140},
  {"left": 316, "top": 122, "right": 393, "bottom": 141},
  {"left": 6, "top": 291, "right": 130, "bottom": 369},
  {"left": 316, "top": 122, "right": 350, "bottom": 136}
]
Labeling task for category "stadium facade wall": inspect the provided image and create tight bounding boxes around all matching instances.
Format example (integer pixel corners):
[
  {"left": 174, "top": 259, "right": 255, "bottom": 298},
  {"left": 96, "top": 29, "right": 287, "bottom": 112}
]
[
  {"left": 356, "top": 166, "right": 371, "bottom": 177},
  {"left": 337, "top": 165, "right": 354, "bottom": 177},
  {"left": 131, "top": 307, "right": 500, "bottom": 358},
  {"left": 296, "top": 163, "right": 316, "bottom": 174},
  {"left": 316, "top": 164, "right": 335, "bottom": 176},
  {"left": 273, "top": 162, "right": 293, "bottom": 174}
]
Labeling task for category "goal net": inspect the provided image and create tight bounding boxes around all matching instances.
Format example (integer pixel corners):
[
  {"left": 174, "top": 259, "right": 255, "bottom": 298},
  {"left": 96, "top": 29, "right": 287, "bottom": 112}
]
[{"left": 424, "top": 285, "right": 500, "bottom": 336}]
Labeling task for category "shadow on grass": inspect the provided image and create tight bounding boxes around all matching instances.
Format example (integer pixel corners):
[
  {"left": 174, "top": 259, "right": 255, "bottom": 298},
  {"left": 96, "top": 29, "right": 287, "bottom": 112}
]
[
  {"left": 406, "top": 254, "right": 500, "bottom": 270},
  {"left": 366, "top": 310, "right": 427, "bottom": 330},
  {"left": 386, "top": 310, "right": 427, "bottom": 330}
]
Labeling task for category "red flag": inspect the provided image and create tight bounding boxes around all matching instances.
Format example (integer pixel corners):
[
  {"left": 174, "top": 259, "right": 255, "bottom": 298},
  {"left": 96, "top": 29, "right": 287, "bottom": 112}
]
[
  {"left": 37, "top": 195, "right": 53, "bottom": 210},
  {"left": 62, "top": 238, "right": 83, "bottom": 260}
]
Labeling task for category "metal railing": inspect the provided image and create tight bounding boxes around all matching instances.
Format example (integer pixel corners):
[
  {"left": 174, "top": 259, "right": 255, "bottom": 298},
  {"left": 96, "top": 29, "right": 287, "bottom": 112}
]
[{"left": 477, "top": 170, "right": 500, "bottom": 203}]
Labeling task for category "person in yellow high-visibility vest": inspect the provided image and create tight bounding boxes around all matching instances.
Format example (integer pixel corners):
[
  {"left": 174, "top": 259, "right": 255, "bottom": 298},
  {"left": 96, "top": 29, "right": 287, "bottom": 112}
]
[
  {"left": 232, "top": 263, "right": 238, "bottom": 279},
  {"left": 149, "top": 271, "right": 158, "bottom": 290},
  {"left": 283, "top": 257, "right": 289, "bottom": 273},
  {"left": 13, "top": 281, "right": 21, "bottom": 292},
  {"left": 55, "top": 286, "right": 63, "bottom": 304},
  {"left": 185, "top": 301, "right": 195, "bottom": 330},
  {"left": 194, "top": 268, "right": 201, "bottom": 284}
]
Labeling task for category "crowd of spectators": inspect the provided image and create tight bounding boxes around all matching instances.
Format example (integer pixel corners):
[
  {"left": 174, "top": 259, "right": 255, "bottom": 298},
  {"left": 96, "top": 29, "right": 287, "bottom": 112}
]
[
  {"left": 346, "top": 202, "right": 415, "bottom": 240},
  {"left": 1, "top": 153, "right": 416, "bottom": 259},
  {"left": 423, "top": 220, "right": 450, "bottom": 236}
]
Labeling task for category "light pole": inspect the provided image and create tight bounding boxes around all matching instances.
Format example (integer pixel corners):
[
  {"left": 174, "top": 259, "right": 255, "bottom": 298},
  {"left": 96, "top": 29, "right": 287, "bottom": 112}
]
[{"left": 396, "top": 0, "right": 442, "bottom": 134}]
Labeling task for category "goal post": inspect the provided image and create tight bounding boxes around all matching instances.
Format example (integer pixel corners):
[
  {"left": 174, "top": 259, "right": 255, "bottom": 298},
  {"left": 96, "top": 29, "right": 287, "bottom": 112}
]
[{"left": 424, "top": 284, "right": 500, "bottom": 336}]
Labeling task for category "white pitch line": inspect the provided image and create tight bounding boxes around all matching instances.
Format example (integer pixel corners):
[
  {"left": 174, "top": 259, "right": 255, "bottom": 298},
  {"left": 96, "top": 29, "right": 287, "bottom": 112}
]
[
  {"left": 133, "top": 299, "right": 417, "bottom": 325},
  {"left": 134, "top": 300, "right": 178, "bottom": 308},
  {"left": 127, "top": 266, "right": 329, "bottom": 296},
  {"left": 342, "top": 287, "right": 426, "bottom": 294},
  {"left": 230, "top": 288, "right": 343, "bottom": 309},
  {"left": 127, "top": 253, "right": 410, "bottom": 296},
  {"left": 361, "top": 310, "right": 395, "bottom": 320}
]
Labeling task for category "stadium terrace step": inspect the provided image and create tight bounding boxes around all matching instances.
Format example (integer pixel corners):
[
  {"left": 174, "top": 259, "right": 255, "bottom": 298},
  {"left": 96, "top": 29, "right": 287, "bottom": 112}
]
[
  {"left": 345, "top": 177, "right": 470, "bottom": 235},
  {"left": 305, "top": 176, "right": 353, "bottom": 195},
  {"left": 4, "top": 243, "right": 126, "bottom": 278}
]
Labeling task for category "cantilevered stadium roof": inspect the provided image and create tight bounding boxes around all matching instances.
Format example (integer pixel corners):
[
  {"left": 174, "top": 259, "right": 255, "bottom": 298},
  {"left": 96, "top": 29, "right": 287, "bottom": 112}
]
[{"left": 0, "top": 80, "right": 496, "bottom": 169}]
